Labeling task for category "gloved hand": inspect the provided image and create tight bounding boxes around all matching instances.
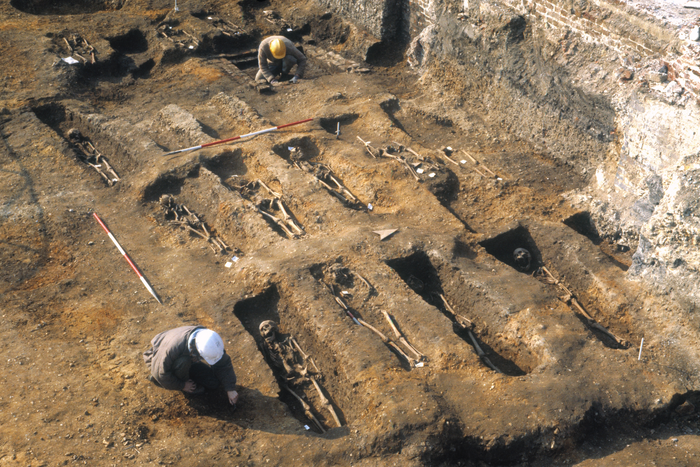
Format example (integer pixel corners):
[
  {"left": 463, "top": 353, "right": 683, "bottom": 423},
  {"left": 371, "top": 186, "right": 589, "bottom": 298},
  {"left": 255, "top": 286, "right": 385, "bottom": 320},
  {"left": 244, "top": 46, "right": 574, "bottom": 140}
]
[{"left": 291, "top": 75, "right": 300, "bottom": 84}]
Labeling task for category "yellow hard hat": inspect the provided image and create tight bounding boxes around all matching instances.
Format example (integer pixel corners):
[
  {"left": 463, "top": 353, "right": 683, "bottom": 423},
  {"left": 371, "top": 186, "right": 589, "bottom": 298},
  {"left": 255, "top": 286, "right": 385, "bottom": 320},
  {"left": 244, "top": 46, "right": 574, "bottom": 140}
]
[{"left": 270, "top": 38, "right": 286, "bottom": 59}]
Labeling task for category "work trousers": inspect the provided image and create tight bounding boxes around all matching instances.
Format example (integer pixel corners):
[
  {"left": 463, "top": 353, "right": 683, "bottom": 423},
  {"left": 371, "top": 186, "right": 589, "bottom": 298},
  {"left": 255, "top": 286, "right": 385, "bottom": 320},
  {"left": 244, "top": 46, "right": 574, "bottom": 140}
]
[
  {"left": 255, "top": 55, "right": 298, "bottom": 81},
  {"left": 172, "top": 356, "right": 220, "bottom": 390}
]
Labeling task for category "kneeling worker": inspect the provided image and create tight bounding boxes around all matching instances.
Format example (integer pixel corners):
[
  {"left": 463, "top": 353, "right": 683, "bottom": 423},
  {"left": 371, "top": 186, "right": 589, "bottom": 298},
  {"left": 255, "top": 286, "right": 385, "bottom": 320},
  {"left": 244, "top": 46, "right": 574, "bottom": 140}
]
[
  {"left": 256, "top": 35, "right": 307, "bottom": 85},
  {"left": 143, "top": 326, "right": 239, "bottom": 405}
]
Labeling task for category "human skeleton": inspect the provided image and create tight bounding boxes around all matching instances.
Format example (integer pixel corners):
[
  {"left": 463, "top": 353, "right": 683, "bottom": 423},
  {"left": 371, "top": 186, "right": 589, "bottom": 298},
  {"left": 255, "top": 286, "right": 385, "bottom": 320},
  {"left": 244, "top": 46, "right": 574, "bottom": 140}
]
[{"left": 258, "top": 320, "right": 341, "bottom": 432}]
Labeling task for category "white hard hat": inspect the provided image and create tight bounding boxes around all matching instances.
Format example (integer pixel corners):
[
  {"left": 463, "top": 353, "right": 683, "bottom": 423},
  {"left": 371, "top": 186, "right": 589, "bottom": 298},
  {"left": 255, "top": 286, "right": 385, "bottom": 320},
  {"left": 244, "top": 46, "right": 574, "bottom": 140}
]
[{"left": 195, "top": 329, "right": 225, "bottom": 365}]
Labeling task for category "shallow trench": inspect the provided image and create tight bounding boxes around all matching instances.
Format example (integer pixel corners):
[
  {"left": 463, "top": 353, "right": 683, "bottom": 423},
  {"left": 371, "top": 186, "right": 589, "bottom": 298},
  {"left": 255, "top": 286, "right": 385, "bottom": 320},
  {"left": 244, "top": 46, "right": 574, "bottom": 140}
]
[
  {"left": 233, "top": 285, "right": 349, "bottom": 434},
  {"left": 425, "top": 390, "right": 700, "bottom": 465}
]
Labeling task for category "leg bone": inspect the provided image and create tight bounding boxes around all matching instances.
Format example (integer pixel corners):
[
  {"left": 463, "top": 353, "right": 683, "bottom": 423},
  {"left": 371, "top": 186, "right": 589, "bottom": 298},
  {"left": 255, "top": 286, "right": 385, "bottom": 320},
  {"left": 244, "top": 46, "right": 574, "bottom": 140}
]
[
  {"left": 282, "top": 384, "right": 325, "bottom": 433},
  {"left": 311, "top": 377, "right": 341, "bottom": 427},
  {"left": 381, "top": 310, "right": 426, "bottom": 361}
]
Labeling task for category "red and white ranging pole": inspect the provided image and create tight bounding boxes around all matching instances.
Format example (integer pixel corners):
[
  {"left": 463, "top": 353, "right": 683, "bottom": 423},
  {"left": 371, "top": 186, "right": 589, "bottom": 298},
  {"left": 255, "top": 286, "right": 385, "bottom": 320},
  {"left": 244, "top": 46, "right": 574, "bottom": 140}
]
[
  {"left": 163, "top": 118, "right": 314, "bottom": 156},
  {"left": 93, "top": 212, "right": 162, "bottom": 304}
]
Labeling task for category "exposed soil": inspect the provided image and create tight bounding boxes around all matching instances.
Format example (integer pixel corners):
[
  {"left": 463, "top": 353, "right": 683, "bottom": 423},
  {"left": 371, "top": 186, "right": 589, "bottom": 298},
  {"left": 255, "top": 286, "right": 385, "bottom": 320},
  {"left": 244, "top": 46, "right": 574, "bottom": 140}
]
[{"left": 2, "top": 0, "right": 700, "bottom": 466}]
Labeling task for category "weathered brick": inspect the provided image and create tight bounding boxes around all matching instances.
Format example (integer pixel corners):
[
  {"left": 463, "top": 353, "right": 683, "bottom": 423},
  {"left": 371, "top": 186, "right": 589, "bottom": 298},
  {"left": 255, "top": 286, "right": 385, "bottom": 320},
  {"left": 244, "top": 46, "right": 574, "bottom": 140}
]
[
  {"left": 590, "top": 23, "right": 605, "bottom": 35},
  {"left": 688, "top": 66, "right": 700, "bottom": 78},
  {"left": 549, "top": 17, "right": 565, "bottom": 28}
]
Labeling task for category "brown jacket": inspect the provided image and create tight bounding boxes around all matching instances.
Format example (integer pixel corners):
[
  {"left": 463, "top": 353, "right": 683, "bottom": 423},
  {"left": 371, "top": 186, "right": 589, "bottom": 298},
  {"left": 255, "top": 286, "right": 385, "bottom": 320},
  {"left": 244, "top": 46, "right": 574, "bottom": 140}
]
[
  {"left": 258, "top": 35, "right": 307, "bottom": 82},
  {"left": 143, "top": 325, "right": 236, "bottom": 391}
]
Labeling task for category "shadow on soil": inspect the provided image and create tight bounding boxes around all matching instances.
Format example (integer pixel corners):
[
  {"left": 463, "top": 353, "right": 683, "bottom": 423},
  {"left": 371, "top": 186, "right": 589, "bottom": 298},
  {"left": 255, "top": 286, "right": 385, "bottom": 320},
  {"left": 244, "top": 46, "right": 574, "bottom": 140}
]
[
  {"left": 386, "top": 251, "right": 526, "bottom": 376},
  {"left": 0, "top": 129, "right": 50, "bottom": 294},
  {"left": 425, "top": 391, "right": 700, "bottom": 466},
  {"left": 479, "top": 224, "right": 541, "bottom": 274},
  {"left": 11, "top": 0, "right": 123, "bottom": 15},
  {"left": 233, "top": 286, "right": 347, "bottom": 436},
  {"left": 564, "top": 211, "right": 631, "bottom": 271}
]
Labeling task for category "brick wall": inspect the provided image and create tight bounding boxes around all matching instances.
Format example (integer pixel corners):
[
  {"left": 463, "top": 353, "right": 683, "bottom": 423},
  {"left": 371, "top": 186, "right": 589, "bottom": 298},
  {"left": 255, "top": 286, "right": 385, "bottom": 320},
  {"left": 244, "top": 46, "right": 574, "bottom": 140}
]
[
  {"left": 402, "top": 0, "right": 700, "bottom": 101},
  {"left": 314, "top": 0, "right": 398, "bottom": 40},
  {"left": 406, "top": 0, "right": 435, "bottom": 40},
  {"left": 665, "top": 42, "right": 700, "bottom": 101},
  {"left": 412, "top": 0, "right": 434, "bottom": 21},
  {"left": 511, "top": 0, "right": 700, "bottom": 101},
  {"left": 526, "top": 0, "right": 656, "bottom": 54},
  {"left": 312, "top": 0, "right": 436, "bottom": 43},
  {"left": 317, "top": 0, "right": 700, "bottom": 99}
]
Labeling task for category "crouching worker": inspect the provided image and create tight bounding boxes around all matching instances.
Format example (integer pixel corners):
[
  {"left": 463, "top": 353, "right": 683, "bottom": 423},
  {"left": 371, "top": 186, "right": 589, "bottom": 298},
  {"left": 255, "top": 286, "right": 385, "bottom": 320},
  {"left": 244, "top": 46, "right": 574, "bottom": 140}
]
[
  {"left": 256, "top": 35, "right": 307, "bottom": 85},
  {"left": 143, "top": 326, "right": 239, "bottom": 406}
]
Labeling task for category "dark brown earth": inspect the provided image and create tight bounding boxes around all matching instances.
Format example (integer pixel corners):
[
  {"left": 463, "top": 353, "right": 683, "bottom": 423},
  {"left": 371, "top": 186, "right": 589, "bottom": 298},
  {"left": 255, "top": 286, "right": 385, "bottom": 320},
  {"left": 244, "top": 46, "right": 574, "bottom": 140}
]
[{"left": 3, "top": 0, "right": 700, "bottom": 466}]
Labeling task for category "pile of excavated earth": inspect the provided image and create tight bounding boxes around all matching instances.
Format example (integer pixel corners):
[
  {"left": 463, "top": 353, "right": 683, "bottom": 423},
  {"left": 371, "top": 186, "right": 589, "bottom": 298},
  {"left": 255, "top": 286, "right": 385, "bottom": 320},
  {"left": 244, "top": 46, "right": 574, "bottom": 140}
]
[{"left": 4, "top": 0, "right": 700, "bottom": 465}]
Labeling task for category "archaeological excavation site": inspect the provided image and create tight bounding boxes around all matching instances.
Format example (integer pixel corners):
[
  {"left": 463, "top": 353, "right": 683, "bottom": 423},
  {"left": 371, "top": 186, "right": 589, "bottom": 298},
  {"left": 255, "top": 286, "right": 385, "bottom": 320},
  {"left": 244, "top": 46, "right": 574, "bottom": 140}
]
[{"left": 6, "top": 0, "right": 700, "bottom": 465}]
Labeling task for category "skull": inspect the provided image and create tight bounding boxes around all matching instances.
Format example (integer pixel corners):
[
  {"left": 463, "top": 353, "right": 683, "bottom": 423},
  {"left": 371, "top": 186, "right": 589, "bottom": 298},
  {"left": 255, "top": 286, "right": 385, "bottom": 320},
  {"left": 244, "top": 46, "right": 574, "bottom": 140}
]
[
  {"left": 259, "top": 320, "right": 279, "bottom": 342},
  {"left": 513, "top": 248, "right": 531, "bottom": 272},
  {"left": 67, "top": 128, "right": 82, "bottom": 142}
]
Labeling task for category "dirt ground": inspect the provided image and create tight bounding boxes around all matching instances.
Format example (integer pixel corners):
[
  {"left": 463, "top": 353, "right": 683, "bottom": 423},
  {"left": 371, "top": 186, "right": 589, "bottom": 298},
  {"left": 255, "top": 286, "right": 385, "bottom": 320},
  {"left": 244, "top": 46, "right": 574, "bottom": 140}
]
[{"left": 3, "top": 0, "right": 700, "bottom": 466}]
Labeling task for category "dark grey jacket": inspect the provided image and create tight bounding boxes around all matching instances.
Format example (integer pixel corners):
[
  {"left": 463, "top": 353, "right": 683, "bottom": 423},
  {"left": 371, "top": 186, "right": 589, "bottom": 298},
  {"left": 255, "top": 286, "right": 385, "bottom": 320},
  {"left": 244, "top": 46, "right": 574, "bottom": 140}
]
[{"left": 143, "top": 325, "right": 236, "bottom": 391}]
